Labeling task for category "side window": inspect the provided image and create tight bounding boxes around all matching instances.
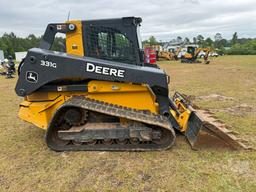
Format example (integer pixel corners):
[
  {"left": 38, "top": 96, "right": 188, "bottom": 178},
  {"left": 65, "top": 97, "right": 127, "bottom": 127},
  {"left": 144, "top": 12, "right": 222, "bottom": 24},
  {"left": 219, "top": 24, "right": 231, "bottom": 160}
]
[
  {"left": 114, "top": 33, "right": 135, "bottom": 63},
  {"left": 86, "top": 26, "right": 136, "bottom": 64},
  {"left": 97, "top": 32, "right": 108, "bottom": 57},
  {"left": 187, "top": 47, "right": 195, "bottom": 55}
]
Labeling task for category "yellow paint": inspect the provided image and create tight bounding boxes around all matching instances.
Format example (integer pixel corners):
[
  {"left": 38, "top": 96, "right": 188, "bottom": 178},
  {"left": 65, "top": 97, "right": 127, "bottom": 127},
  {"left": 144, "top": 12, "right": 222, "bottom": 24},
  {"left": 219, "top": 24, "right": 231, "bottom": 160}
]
[
  {"left": 18, "top": 81, "right": 159, "bottom": 130},
  {"left": 183, "top": 47, "right": 212, "bottom": 61},
  {"left": 87, "top": 81, "right": 158, "bottom": 113},
  {"left": 184, "top": 52, "right": 193, "bottom": 59},
  {"left": 169, "top": 97, "right": 191, "bottom": 132},
  {"left": 19, "top": 96, "right": 65, "bottom": 129},
  {"left": 66, "top": 20, "right": 84, "bottom": 56},
  {"left": 158, "top": 51, "right": 174, "bottom": 60}
]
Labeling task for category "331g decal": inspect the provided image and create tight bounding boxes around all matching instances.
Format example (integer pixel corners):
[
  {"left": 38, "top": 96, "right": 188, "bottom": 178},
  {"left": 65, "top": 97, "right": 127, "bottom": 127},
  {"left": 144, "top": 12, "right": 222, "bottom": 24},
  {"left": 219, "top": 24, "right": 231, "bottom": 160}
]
[{"left": 41, "top": 60, "right": 57, "bottom": 68}]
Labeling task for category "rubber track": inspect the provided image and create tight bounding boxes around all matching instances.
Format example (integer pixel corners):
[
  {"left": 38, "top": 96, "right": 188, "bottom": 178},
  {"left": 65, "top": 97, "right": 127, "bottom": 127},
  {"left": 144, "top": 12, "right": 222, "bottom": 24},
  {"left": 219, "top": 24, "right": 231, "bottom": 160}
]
[{"left": 46, "top": 96, "right": 176, "bottom": 151}]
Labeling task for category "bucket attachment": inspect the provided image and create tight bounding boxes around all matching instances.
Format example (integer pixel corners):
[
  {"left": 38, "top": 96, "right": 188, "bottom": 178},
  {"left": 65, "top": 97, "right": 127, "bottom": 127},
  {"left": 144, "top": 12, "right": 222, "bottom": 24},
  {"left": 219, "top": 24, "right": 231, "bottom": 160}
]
[{"left": 171, "top": 92, "right": 253, "bottom": 150}]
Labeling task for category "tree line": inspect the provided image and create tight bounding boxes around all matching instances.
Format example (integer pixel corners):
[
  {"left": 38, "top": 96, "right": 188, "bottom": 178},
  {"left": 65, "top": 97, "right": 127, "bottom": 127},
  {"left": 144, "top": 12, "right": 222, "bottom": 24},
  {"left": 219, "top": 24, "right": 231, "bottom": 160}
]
[
  {"left": 0, "top": 32, "right": 65, "bottom": 58},
  {"left": 0, "top": 32, "right": 255, "bottom": 58},
  {"left": 143, "top": 32, "right": 256, "bottom": 55}
]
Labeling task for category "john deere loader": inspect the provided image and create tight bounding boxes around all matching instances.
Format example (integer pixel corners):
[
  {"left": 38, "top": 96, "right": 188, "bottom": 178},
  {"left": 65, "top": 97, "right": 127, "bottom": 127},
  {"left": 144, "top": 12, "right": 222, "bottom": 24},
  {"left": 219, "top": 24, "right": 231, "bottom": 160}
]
[{"left": 15, "top": 17, "right": 251, "bottom": 151}]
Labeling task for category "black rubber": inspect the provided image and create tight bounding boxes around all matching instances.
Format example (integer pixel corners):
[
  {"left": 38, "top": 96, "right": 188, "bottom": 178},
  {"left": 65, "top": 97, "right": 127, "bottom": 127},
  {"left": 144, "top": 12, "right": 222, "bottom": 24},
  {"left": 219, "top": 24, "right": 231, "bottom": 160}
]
[{"left": 45, "top": 96, "right": 176, "bottom": 151}]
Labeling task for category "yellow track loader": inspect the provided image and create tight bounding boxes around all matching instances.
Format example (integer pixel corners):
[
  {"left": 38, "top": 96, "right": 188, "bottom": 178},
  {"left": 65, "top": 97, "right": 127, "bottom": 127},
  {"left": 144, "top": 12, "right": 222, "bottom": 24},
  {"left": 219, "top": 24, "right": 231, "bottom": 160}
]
[
  {"left": 144, "top": 45, "right": 180, "bottom": 61},
  {"left": 181, "top": 46, "right": 211, "bottom": 64},
  {"left": 157, "top": 49, "right": 180, "bottom": 61},
  {"left": 15, "top": 17, "right": 251, "bottom": 151}
]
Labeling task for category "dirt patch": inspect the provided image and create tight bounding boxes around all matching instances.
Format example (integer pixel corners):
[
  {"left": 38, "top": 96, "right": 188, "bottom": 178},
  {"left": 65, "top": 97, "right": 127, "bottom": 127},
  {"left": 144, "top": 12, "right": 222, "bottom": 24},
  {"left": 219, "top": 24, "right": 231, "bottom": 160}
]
[
  {"left": 197, "top": 94, "right": 234, "bottom": 101},
  {"left": 212, "top": 103, "right": 255, "bottom": 116},
  {"left": 226, "top": 159, "right": 255, "bottom": 179},
  {"left": 228, "top": 159, "right": 250, "bottom": 175},
  {"left": 185, "top": 94, "right": 254, "bottom": 116}
]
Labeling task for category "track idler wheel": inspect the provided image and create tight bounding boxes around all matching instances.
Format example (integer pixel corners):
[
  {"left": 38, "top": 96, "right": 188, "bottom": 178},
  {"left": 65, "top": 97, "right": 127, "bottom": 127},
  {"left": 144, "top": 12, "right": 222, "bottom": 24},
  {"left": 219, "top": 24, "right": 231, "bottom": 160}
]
[
  {"left": 116, "top": 138, "right": 129, "bottom": 145},
  {"left": 102, "top": 139, "right": 114, "bottom": 145},
  {"left": 130, "top": 138, "right": 140, "bottom": 145},
  {"left": 72, "top": 140, "right": 83, "bottom": 146},
  {"left": 64, "top": 108, "right": 87, "bottom": 126},
  {"left": 86, "top": 140, "right": 97, "bottom": 145}
]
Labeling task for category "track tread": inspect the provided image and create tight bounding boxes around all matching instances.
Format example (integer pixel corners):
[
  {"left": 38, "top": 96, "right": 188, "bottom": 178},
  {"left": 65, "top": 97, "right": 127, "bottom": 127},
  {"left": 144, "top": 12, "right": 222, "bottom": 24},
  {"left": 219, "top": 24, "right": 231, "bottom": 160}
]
[{"left": 46, "top": 96, "right": 176, "bottom": 151}]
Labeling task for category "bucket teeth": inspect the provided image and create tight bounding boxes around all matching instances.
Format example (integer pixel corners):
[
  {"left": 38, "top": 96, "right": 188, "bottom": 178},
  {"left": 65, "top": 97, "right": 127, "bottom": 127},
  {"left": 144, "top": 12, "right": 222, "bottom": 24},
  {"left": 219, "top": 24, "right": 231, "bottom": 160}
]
[
  {"left": 176, "top": 93, "right": 254, "bottom": 150},
  {"left": 185, "top": 109, "right": 254, "bottom": 150}
]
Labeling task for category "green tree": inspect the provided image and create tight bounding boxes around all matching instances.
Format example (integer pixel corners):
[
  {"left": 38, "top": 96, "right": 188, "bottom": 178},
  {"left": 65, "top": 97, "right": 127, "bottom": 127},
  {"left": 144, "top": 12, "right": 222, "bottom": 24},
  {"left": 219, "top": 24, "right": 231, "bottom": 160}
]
[
  {"left": 197, "top": 35, "right": 204, "bottom": 47},
  {"left": 204, "top": 37, "right": 213, "bottom": 47},
  {"left": 193, "top": 37, "right": 197, "bottom": 44},
  {"left": 184, "top": 37, "right": 190, "bottom": 44},
  {"left": 214, "top": 33, "right": 222, "bottom": 42},
  {"left": 148, "top": 36, "right": 158, "bottom": 45},
  {"left": 231, "top": 32, "right": 238, "bottom": 46},
  {"left": 177, "top": 36, "right": 182, "bottom": 43},
  {"left": 214, "top": 33, "right": 228, "bottom": 49},
  {"left": 226, "top": 39, "right": 256, "bottom": 55},
  {"left": 142, "top": 40, "right": 149, "bottom": 47}
]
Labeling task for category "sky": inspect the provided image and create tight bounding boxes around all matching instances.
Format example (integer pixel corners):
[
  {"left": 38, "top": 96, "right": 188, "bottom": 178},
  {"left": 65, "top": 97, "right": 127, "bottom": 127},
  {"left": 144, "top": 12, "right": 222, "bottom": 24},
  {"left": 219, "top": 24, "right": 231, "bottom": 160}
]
[{"left": 0, "top": 0, "right": 256, "bottom": 41}]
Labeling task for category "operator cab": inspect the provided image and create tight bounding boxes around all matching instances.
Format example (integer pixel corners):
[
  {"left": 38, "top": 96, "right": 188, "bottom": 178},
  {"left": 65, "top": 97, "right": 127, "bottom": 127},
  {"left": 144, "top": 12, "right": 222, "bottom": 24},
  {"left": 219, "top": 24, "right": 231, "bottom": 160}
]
[
  {"left": 187, "top": 46, "right": 196, "bottom": 56},
  {"left": 39, "top": 17, "right": 144, "bottom": 66}
]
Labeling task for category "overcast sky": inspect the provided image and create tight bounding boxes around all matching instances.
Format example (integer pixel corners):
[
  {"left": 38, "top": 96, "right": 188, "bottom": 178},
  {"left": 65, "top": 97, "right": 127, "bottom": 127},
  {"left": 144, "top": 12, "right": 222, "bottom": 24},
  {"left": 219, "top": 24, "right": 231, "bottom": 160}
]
[{"left": 0, "top": 0, "right": 255, "bottom": 41}]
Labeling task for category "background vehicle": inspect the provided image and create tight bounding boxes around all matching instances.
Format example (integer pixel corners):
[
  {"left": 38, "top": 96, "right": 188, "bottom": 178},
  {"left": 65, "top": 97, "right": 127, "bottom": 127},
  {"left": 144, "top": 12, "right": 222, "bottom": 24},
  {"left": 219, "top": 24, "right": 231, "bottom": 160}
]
[
  {"left": 209, "top": 52, "right": 219, "bottom": 57},
  {"left": 0, "top": 57, "right": 15, "bottom": 78},
  {"left": 181, "top": 46, "right": 211, "bottom": 64}
]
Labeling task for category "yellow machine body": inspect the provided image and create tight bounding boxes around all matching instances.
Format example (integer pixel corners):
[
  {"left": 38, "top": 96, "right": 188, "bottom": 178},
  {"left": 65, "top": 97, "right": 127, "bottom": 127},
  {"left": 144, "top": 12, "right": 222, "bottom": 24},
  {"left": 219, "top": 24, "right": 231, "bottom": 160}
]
[
  {"left": 158, "top": 51, "right": 174, "bottom": 60},
  {"left": 18, "top": 20, "right": 187, "bottom": 133},
  {"left": 184, "top": 47, "right": 211, "bottom": 60},
  {"left": 144, "top": 44, "right": 179, "bottom": 61},
  {"left": 65, "top": 20, "right": 84, "bottom": 57},
  {"left": 169, "top": 98, "right": 191, "bottom": 132},
  {"left": 184, "top": 52, "right": 193, "bottom": 59},
  {"left": 18, "top": 20, "right": 160, "bottom": 131},
  {"left": 19, "top": 81, "right": 159, "bottom": 129}
]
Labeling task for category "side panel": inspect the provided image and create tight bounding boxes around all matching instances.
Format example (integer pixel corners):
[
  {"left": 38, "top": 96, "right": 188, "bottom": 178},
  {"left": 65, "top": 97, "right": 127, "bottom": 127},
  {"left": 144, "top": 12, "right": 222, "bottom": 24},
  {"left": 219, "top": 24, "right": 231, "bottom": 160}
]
[
  {"left": 66, "top": 20, "right": 84, "bottom": 56},
  {"left": 19, "top": 81, "right": 159, "bottom": 129},
  {"left": 87, "top": 81, "right": 158, "bottom": 113},
  {"left": 19, "top": 96, "right": 65, "bottom": 129},
  {"left": 15, "top": 48, "right": 170, "bottom": 114}
]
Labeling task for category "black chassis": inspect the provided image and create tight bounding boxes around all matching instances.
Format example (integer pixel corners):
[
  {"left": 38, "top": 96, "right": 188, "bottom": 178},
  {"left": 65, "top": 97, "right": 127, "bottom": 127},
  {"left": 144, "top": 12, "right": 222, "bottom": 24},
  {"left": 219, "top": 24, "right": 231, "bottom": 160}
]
[{"left": 15, "top": 48, "right": 172, "bottom": 116}]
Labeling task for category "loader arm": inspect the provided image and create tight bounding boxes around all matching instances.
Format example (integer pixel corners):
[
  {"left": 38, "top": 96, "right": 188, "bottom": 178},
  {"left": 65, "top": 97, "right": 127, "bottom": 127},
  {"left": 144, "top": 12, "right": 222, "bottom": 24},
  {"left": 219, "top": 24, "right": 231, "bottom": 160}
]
[
  {"left": 194, "top": 48, "right": 203, "bottom": 59},
  {"left": 39, "top": 23, "right": 74, "bottom": 50},
  {"left": 202, "top": 48, "right": 211, "bottom": 62},
  {"left": 15, "top": 48, "right": 174, "bottom": 116},
  {"left": 175, "top": 47, "right": 182, "bottom": 59}
]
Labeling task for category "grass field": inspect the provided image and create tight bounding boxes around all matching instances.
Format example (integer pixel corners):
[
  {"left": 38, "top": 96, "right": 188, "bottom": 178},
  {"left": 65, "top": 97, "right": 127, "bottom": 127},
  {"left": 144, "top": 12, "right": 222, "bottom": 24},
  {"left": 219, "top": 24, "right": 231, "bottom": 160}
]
[{"left": 0, "top": 55, "right": 255, "bottom": 191}]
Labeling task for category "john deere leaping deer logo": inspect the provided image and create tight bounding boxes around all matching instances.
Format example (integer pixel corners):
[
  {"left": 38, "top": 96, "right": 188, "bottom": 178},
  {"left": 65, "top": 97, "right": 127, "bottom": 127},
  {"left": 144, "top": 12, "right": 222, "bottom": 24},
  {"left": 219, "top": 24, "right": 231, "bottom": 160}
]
[{"left": 26, "top": 71, "right": 38, "bottom": 83}]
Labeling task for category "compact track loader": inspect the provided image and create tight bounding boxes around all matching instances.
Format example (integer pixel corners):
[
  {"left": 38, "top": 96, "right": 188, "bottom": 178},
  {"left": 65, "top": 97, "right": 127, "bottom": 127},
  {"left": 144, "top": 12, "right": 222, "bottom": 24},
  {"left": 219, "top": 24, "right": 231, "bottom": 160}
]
[
  {"left": 181, "top": 46, "right": 211, "bottom": 64},
  {"left": 147, "top": 45, "right": 180, "bottom": 61},
  {"left": 15, "top": 17, "right": 252, "bottom": 151}
]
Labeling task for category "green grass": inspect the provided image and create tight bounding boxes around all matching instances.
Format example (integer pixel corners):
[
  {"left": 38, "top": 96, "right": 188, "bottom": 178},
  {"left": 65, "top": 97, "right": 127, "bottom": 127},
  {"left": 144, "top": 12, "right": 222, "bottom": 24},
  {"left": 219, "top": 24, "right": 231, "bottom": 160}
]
[{"left": 0, "top": 55, "right": 256, "bottom": 191}]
